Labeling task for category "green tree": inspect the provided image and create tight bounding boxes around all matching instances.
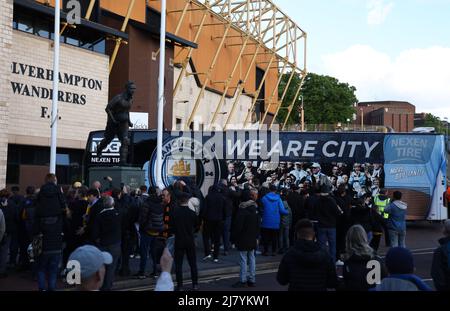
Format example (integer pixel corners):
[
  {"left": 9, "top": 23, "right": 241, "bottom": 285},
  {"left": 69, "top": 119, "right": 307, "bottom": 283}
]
[
  {"left": 422, "top": 113, "right": 446, "bottom": 134},
  {"left": 276, "top": 72, "right": 357, "bottom": 127}
]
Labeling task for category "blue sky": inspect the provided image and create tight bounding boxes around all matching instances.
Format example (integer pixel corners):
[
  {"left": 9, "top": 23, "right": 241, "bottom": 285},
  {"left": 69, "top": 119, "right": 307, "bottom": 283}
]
[{"left": 273, "top": 0, "right": 450, "bottom": 119}]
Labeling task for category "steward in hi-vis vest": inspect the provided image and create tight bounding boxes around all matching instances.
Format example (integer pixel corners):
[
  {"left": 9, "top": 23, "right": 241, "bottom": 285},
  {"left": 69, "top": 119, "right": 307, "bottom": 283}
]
[{"left": 374, "top": 193, "right": 391, "bottom": 219}]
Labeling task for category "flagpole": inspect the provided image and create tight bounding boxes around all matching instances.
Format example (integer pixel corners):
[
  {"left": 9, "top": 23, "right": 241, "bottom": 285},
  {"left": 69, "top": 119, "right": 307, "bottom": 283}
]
[
  {"left": 156, "top": 0, "right": 166, "bottom": 189},
  {"left": 50, "top": 0, "right": 61, "bottom": 174}
]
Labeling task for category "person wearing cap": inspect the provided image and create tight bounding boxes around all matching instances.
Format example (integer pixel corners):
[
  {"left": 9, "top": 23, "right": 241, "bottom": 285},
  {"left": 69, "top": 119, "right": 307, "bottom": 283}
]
[
  {"left": 374, "top": 247, "right": 432, "bottom": 291},
  {"left": 431, "top": 220, "right": 450, "bottom": 291},
  {"left": 307, "top": 163, "right": 328, "bottom": 190},
  {"left": 68, "top": 245, "right": 112, "bottom": 291}
]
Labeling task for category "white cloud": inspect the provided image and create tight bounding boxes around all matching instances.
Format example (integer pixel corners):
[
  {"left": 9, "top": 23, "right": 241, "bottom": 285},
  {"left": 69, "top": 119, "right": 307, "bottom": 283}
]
[
  {"left": 367, "top": 0, "right": 394, "bottom": 25},
  {"left": 321, "top": 45, "right": 450, "bottom": 119}
]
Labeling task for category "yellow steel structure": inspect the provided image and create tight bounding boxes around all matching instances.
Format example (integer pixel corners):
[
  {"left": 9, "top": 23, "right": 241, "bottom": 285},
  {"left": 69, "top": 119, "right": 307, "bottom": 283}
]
[
  {"left": 224, "top": 45, "right": 261, "bottom": 130},
  {"left": 171, "top": 0, "right": 307, "bottom": 129},
  {"left": 109, "top": 0, "right": 136, "bottom": 73},
  {"left": 185, "top": 23, "right": 232, "bottom": 129},
  {"left": 209, "top": 35, "right": 250, "bottom": 129},
  {"left": 34, "top": 0, "right": 307, "bottom": 129}
]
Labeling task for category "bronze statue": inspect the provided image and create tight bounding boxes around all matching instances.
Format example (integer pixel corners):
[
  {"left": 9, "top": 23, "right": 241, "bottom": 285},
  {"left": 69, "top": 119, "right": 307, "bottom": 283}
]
[{"left": 96, "top": 81, "right": 136, "bottom": 164}]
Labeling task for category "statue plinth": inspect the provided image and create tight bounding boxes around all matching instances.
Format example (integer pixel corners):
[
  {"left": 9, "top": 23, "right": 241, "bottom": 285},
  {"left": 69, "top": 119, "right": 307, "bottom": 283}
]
[{"left": 88, "top": 166, "right": 145, "bottom": 191}]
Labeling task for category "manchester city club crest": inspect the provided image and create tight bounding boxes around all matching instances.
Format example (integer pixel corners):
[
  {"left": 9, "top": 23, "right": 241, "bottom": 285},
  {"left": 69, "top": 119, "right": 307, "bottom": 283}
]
[{"left": 149, "top": 135, "right": 221, "bottom": 195}]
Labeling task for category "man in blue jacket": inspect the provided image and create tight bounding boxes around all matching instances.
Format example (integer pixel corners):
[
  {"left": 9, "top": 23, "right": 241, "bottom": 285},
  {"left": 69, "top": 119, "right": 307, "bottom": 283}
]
[
  {"left": 384, "top": 191, "right": 407, "bottom": 248},
  {"left": 260, "top": 185, "right": 288, "bottom": 256}
]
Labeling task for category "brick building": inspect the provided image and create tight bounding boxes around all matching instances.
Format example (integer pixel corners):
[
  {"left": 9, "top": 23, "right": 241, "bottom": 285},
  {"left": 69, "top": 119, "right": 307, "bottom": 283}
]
[
  {"left": 355, "top": 101, "right": 416, "bottom": 133},
  {"left": 0, "top": 0, "right": 306, "bottom": 189}
]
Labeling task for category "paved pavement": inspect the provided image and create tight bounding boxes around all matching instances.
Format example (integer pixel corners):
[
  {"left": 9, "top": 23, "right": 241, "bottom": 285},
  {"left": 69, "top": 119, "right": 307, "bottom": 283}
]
[
  {"left": 0, "top": 221, "right": 445, "bottom": 291},
  {"left": 125, "top": 221, "right": 444, "bottom": 291}
]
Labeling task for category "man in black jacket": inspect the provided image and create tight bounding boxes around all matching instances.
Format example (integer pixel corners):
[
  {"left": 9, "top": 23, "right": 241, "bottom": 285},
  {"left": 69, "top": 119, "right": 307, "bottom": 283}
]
[
  {"left": 231, "top": 189, "right": 260, "bottom": 288},
  {"left": 9, "top": 186, "right": 24, "bottom": 267},
  {"left": 314, "top": 184, "right": 342, "bottom": 263},
  {"left": 18, "top": 186, "right": 37, "bottom": 270},
  {"left": 287, "top": 185, "right": 305, "bottom": 247},
  {"left": 220, "top": 182, "right": 234, "bottom": 256},
  {"left": 333, "top": 184, "right": 352, "bottom": 260},
  {"left": 136, "top": 188, "right": 164, "bottom": 279},
  {"left": 33, "top": 174, "right": 66, "bottom": 291},
  {"left": 431, "top": 220, "right": 450, "bottom": 291},
  {"left": 277, "top": 219, "right": 337, "bottom": 291},
  {"left": 0, "top": 189, "right": 18, "bottom": 278},
  {"left": 77, "top": 188, "right": 103, "bottom": 244},
  {"left": 113, "top": 188, "right": 138, "bottom": 277},
  {"left": 202, "top": 184, "right": 226, "bottom": 262},
  {"left": 91, "top": 195, "right": 122, "bottom": 291},
  {"left": 171, "top": 189, "right": 199, "bottom": 291}
]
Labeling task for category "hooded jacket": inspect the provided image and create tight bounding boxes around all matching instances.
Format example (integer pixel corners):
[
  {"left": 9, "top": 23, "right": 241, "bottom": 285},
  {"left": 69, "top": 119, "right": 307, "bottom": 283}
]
[
  {"left": 314, "top": 195, "right": 341, "bottom": 228},
  {"left": 231, "top": 200, "right": 260, "bottom": 251},
  {"left": 203, "top": 185, "right": 226, "bottom": 222},
  {"left": 385, "top": 200, "right": 407, "bottom": 232},
  {"left": 139, "top": 195, "right": 164, "bottom": 235},
  {"left": 170, "top": 204, "right": 199, "bottom": 249},
  {"left": 33, "top": 183, "right": 66, "bottom": 253},
  {"left": 431, "top": 236, "right": 450, "bottom": 291},
  {"left": 374, "top": 274, "right": 432, "bottom": 291},
  {"left": 91, "top": 206, "right": 122, "bottom": 247},
  {"left": 343, "top": 254, "right": 386, "bottom": 291},
  {"left": 261, "top": 192, "right": 288, "bottom": 229},
  {"left": 277, "top": 239, "right": 337, "bottom": 291},
  {"left": 35, "top": 182, "right": 66, "bottom": 218}
]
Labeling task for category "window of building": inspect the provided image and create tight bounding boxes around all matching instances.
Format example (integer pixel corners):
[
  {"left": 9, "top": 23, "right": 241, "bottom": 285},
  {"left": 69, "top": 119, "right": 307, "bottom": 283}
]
[
  {"left": 6, "top": 145, "right": 83, "bottom": 186},
  {"left": 175, "top": 118, "right": 182, "bottom": 130},
  {"left": 13, "top": 9, "right": 106, "bottom": 54},
  {"left": 34, "top": 19, "right": 50, "bottom": 39},
  {"left": 16, "top": 13, "right": 33, "bottom": 34}
]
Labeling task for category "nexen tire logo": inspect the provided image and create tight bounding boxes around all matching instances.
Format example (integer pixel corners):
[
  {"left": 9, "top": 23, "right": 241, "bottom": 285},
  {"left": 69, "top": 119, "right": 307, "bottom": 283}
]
[{"left": 90, "top": 138, "right": 121, "bottom": 156}]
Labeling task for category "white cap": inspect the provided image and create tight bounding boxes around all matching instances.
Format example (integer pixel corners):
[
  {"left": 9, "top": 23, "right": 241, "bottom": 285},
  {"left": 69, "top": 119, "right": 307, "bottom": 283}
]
[{"left": 311, "top": 162, "right": 321, "bottom": 169}]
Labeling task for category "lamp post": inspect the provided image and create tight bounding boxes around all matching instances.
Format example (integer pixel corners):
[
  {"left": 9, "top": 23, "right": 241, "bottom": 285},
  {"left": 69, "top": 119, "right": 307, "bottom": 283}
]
[
  {"left": 156, "top": 0, "right": 167, "bottom": 189},
  {"left": 360, "top": 107, "right": 364, "bottom": 131},
  {"left": 50, "top": 0, "right": 61, "bottom": 174},
  {"left": 298, "top": 95, "right": 304, "bottom": 132}
]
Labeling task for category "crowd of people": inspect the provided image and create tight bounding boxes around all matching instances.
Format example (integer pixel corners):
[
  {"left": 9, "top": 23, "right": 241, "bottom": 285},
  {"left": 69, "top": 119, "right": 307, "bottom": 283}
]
[{"left": 0, "top": 159, "right": 449, "bottom": 291}]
